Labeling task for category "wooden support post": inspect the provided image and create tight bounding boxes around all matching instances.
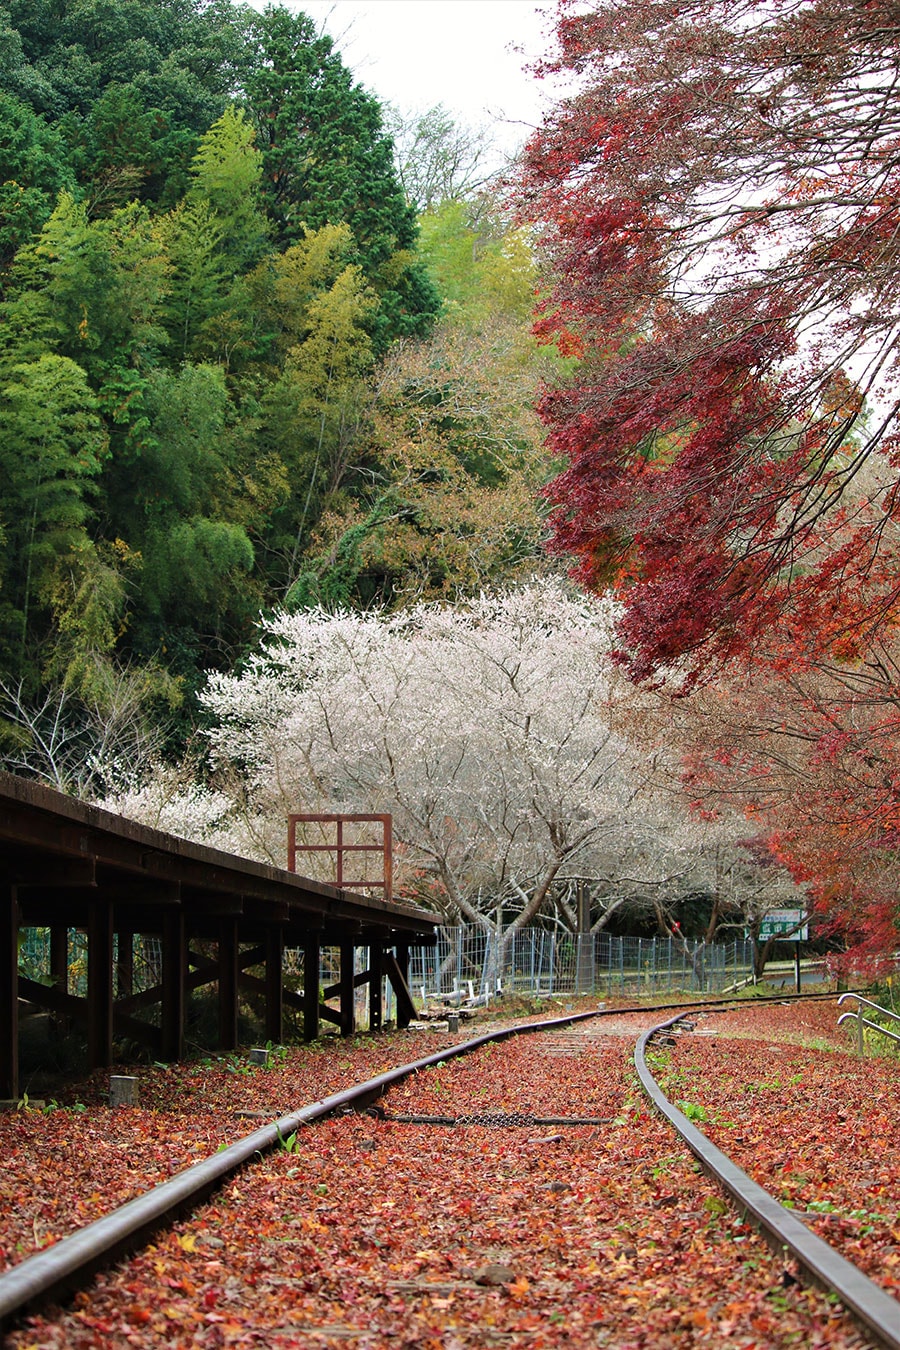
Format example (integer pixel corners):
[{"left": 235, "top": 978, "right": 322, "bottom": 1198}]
[
  {"left": 116, "top": 928, "right": 135, "bottom": 1000},
  {"left": 384, "top": 948, "right": 416, "bottom": 1029},
  {"left": 339, "top": 940, "right": 355, "bottom": 1038},
  {"left": 368, "top": 943, "right": 383, "bottom": 1031},
  {"left": 218, "top": 917, "right": 239, "bottom": 1052},
  {"left": 50, "top": 924, "right": 69, "bottom": 1035},
  {"left": 395, "top": 940, "right": 412, "bottom": 1029},
  {"left": 303, "top": 933, "right": 320, "bottom": 1042},
  {"left": 161, "top": 912, "right": 186, "bottom": 1062},
  {"left": 88, "top": 899, "right": 114, "bottom": 1071},
  {"left": 50, "top": 925, "right": 68, "bottom": 994},
  {"left": 265, "top": 927, "right": 284, "bottom": 1045},
  {"left": 1, "top": 884, "right": 18, "bottom": 1100}
]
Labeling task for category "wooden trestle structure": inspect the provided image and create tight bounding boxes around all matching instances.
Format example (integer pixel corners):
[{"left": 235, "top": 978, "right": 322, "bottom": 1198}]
[{"left": 0, "top": 773, "right": 437, "bottom": 1100}]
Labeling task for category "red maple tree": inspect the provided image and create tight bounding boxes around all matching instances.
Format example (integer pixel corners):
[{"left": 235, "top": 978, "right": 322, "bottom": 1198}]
[{"left": 521, "top": 0, "right": 900, "bottom": 683}]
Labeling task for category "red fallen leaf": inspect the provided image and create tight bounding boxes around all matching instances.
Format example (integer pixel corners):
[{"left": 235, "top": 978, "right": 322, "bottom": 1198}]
[
  {"left": 683, "top": 1307, "right": 710, "bottom": 1329},
  {"left": 126, "top": 1306, "right": 152, "bottom": 1324}
]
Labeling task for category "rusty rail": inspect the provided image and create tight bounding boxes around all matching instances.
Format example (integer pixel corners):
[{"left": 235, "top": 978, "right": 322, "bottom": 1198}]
[
  {"left": 0, "top": 987, "right": 858, "bottom": 1334},
  {"left": 635, "top": 1013, "right": 900, "bottom": 1350}
]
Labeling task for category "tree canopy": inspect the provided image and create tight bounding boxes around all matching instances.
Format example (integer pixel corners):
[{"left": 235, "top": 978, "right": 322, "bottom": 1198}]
[
  {"left": 521, "top": 0, "right": 900, "bottom": 683},
  {"left": 103, "top": 580, "right": 795, "bottom": 945},
  {"left": 519, "top": 0, "right": 900, "bottom": 961},
  {"left": 0, "top": 0, "right": 440, "bottom": 710}
]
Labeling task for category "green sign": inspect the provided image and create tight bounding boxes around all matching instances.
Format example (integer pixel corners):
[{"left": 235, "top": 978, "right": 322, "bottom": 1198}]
[{"left": 758, "top": 909, "right": 808, "bottom": 941}]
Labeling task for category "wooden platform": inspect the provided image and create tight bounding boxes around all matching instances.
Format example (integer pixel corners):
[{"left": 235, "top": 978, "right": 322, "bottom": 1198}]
[{"left": 0, "top": 773, "right": 436, "bottom": 1098}]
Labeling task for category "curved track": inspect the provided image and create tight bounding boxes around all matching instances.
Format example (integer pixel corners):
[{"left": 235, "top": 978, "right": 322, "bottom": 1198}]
[
  {"left": 1, "top": 990, "right": 893, "bottom": 1347},
  {"left": 635, "top": 1012, "right": 900, "bottom": 1350}
]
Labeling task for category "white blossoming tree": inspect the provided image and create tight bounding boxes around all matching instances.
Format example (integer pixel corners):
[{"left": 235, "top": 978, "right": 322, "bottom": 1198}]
[
  {"left": 148, "top": 580, "right": 674, "bottom": 947},
  {"left": 101, "top": 579, "right": 807, "bottom": 961}
]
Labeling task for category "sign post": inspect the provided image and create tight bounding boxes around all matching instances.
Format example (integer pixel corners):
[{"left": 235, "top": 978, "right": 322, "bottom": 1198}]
[{"left": 757, "top": 909, "right": 808, "bottom": 993}]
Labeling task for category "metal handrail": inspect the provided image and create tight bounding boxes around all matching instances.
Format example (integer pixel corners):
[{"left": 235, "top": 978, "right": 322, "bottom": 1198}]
[
  {"left": 837, "top": 992, "right": 900, "bottom": 1025},
  {"left": 837, "top": 992, "right": 900, "bottom": 1055}
]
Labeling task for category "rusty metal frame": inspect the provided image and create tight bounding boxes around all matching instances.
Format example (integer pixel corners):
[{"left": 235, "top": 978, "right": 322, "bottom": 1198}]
[{"left": 288, "top": 813, "right": 393, "bottom": 902}]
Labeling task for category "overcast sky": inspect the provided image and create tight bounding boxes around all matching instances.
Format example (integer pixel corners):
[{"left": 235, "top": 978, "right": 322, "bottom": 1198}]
[{"left": 285, "top": 1, "right": 560, "bottom": 163}]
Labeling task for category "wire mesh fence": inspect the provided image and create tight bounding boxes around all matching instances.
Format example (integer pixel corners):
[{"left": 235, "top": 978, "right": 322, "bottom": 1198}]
[
  {"left": 409, "top": 927, "right": 755, "bottom": 1001},
  {"left": 18, "top": 924, "right": 755, "bottom": 1031},
  {"left": 18, "top": 927, "right": 164, "bottom": 1001}
]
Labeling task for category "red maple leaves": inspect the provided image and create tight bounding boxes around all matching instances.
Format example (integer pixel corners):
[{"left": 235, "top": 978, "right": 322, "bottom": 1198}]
[
  {"left": 5, "top": 1006, "right": 880, "bottom": 1349},
  {"left": 521, "top": 0, "right": 900, "bottom": 680}
]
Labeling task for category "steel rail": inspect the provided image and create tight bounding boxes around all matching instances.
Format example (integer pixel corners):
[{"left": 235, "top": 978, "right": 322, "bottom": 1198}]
[
  {"left": 635, "top": 1013, "right": 900, "bottom": 1350},
  {"left": 0, "top": 1008, "right": 601, "bottom": 1331},
  {"left": 0, "top": 987, "right": 857, "bottom": 1333}
]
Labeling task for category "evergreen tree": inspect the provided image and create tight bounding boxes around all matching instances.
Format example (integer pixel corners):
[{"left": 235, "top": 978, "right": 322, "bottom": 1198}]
[
  {"left": 0, "top": 91, "right": 73, "bottom": 269},
  {"left": 0, "top": 353, "right": 107, "bottom": 678},
  {"left": 1, "top": 0, "right": 252, "bottom": 206},
  {"left": 243, "top": 5, "right": 438, "bottom": 346}
]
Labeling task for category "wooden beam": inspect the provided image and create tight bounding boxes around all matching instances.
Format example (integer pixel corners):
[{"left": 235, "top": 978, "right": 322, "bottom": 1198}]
[
  {"left": 265, "top": 927, "right": 284, "bottom": 1044},
  {"left": 87, "top": 898, "right": 114, "bottom": 1070},
  {"left": 189, "top": 945, "right": 265, "bottom": 974},
  {"left": 14, "top": 858, "right": 96, "bottom": 888},
  {"left": 321, "top": 969, "right": 371, "bottom": 1001},
  {"left": 50, "top": 925, "right": 68, "bottom": 993},
  {"left": 238, "top": 969, "right": 304, "bottom": 1013},
  {"left": 50, "top": 924, "right": 69, "bottom": 1034},
  {"left": 19, "top": 976, "right": 84, "bottom": 1018},
  {"left": 384, "top": 948, "right": 416, "bottom": 1029},
  {"left": 303, "top": 934, "right": 320, "bottom": 1042},
  {"left": 106, "top": 880, "right": 181, "bottom": 906},
  {"left": 0, "top": 883, "right": 18, "bottom": 1099},
  {"left": 116, "top": 929, "right": 134, "bottom": 1000},
  {"left": 18, "top": 896, "right": 92, "bottom": 927},
  {"left": 368, "top": 944, "right": 383, "bottom": 1032},
  {"left": 339, "top": 940, "right": 355, "bottom": 1038},
  {"left": 161, "top": 910, "right": 186, "bottom": 1062}
]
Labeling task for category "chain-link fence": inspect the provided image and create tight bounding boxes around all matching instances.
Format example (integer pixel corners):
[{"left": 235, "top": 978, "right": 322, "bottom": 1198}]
[
  {"left": 18, "top": 928, "right": 163, "bottom": 1002},
  {"left": 409, "top": 927, "right": 754, "bottom": 1001},
  {"left": 19, "top": 924, "right": 754, "bottom": 1032}
]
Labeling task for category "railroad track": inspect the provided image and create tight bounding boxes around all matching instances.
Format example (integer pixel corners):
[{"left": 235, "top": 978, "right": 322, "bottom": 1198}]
[{"left": 1, "top": 990, "right": 894, "bottom": 1348}]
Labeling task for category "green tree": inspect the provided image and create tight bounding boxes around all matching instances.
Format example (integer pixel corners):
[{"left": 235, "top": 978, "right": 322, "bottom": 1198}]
[
  {"left": 0, "top": 91, "right": 73, "bottom": 269},
  {"left": 243, "top": 5, "right": 438, "bottom": 346},
  {"left": 0, "top": 353, "right": 107, "bottom": 676},
  {"left": 157, "top": 108, "right": 269, "bottom": 361},
  {"left": 1, "top": 0, "right": 252, "bottom": 206},
  {"left": 293, "top": 200, "right": 564, "bottom": 607},
  {"left": 419, "top": 198, "right": 537, "bottom": 324},
  {"left": 187, "top": 105, "right": 267, "bottom": 271},
  {"left": 256, "top": 245, "right": 377, "bottom": 589},
  {"left": 2, "top": 193, "right": 169, "bottom": 382},
  {"left": 113, "top": 363, "right": 256, "bottom": 655}
]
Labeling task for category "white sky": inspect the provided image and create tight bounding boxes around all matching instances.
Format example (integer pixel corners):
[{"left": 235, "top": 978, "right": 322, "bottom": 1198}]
[{"left": 279, "top": 1, "right": 560, "bottom": 163}]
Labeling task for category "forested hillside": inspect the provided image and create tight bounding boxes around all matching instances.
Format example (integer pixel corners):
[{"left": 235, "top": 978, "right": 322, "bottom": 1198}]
[
  {"left": 3, "top": 0, "right": 852, "bottom": 959},
  {"left": 0, "top": 0, "right": 554, "bottom": 763}
]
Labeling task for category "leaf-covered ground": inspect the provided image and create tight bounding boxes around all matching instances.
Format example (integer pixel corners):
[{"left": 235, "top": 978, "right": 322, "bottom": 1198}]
[
  {"left": 652, "top": 999, "right": 900, "bottom": 1295},
  {"left": 0, "top": 1028, "right": 475, "bottom": 1274},
  {"left": 4, "top": 999, "right": 881, "bottom": 1349}
]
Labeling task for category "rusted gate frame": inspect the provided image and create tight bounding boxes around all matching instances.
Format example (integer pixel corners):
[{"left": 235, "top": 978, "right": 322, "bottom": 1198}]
[{"left": 288, "top": 813, "right": 393, "bottom": 901}]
